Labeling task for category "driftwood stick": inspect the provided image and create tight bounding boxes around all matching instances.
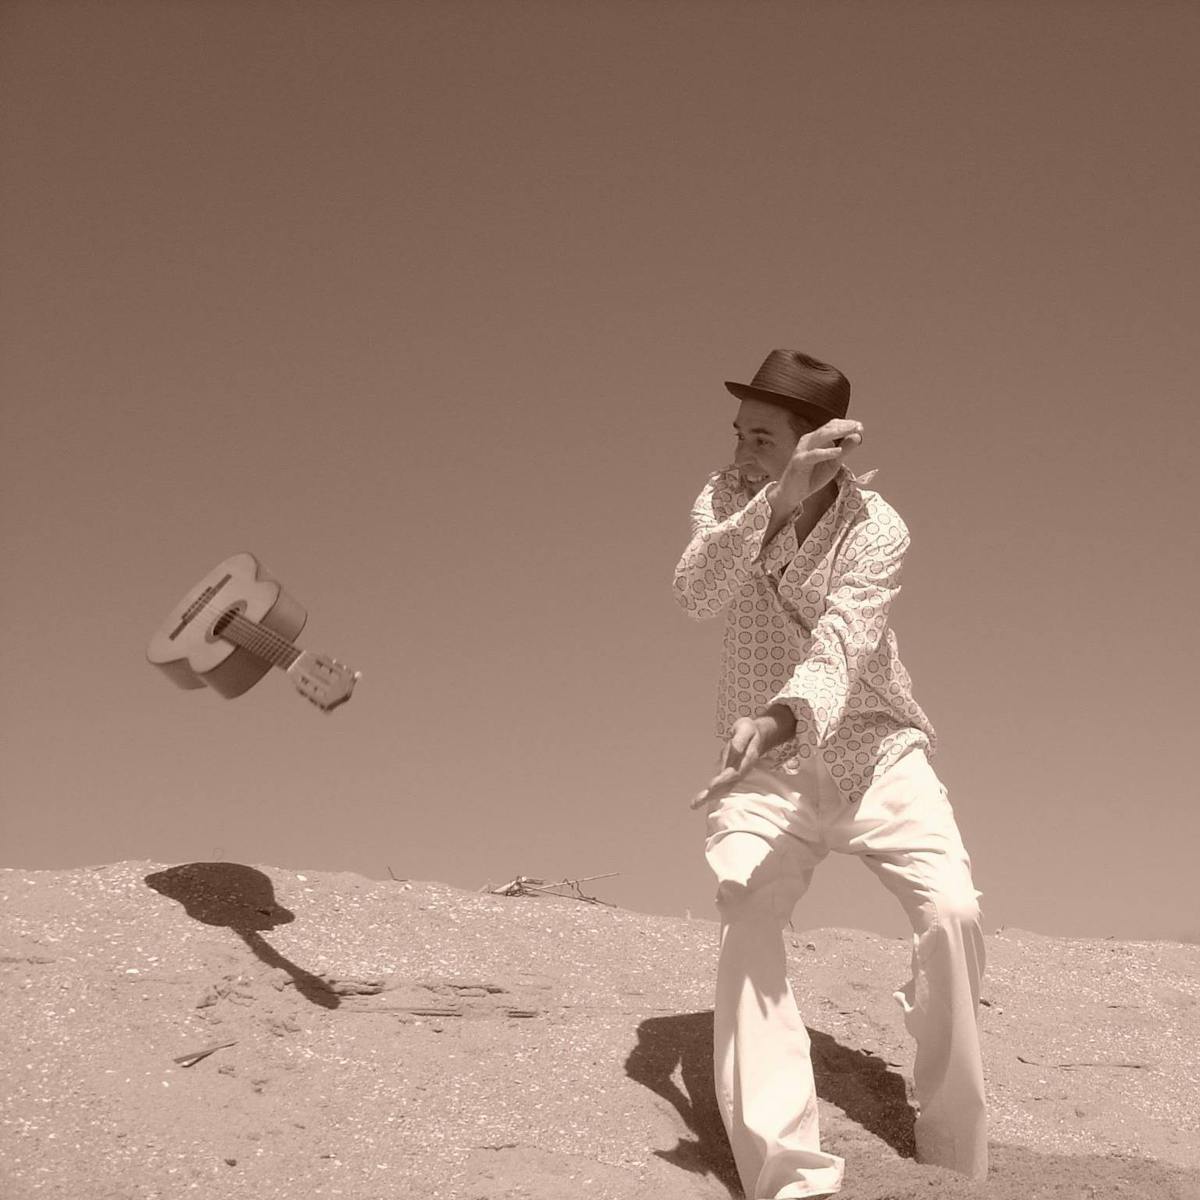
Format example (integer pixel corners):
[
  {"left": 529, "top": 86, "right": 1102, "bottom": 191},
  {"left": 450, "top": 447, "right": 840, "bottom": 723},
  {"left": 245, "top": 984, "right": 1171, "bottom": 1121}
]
[
  {"left": 1017, "top": 1054, "right": 1150, "bottom": 1070},
  {"left": 173, "top": 1040, "right": 238, "bottom": 1067},
  {"left": 482, "top": 872, "right": 619, "bottom": 906}
]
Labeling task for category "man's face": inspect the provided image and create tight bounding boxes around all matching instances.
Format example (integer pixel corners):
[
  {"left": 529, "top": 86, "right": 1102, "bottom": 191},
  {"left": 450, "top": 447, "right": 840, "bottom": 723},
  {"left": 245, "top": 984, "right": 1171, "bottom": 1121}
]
[{"left": 732, "top": 399, "right": 811, "bottom": 487}]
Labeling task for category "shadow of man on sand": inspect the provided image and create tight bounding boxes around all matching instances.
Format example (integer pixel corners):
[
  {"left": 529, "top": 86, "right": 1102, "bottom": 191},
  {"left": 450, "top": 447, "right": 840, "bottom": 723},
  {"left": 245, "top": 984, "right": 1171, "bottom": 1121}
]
[
  {"left": 625, "top": 1011, "right": 915, "bottom": 1197},
  {"left": 144, "top": 862, "right": 340, "bottom": 1010},
  {"left": 626, "top": 1011, "right": 1200, "bottom": 1200},
  {"left": 807, "top": 1027, "right": 915, "bottom": 1158},
  {"left": 625, "top": 1010, "right": 741, "bottom": 1195}
]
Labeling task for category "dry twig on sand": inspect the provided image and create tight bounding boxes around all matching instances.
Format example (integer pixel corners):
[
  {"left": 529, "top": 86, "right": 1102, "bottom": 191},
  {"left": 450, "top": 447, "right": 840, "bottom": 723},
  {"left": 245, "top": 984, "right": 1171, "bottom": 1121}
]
[
  {"left": 173, "top": 1040, "right": 238, "bottom": 1067},
  {"left": 1016, "top": 1054, "right": 1150, "bottom": 1070},
  {"left": 483, "top": 873, "right": 618, "bottom": 906}
]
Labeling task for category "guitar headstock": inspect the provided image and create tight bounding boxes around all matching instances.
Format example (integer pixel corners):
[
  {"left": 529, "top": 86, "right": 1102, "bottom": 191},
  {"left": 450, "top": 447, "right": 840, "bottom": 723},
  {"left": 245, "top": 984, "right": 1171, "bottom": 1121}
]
[{"left": 287, "top": 651, "right": 360, "bottom": 712}]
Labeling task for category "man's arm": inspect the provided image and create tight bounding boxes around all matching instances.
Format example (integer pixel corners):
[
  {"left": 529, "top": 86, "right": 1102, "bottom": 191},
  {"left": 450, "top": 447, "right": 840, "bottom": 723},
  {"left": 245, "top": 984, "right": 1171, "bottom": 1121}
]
[
  {"left": 673, "top": 418, "right": 863, "bottom": 620},
  {"left": 690, "top": 513, "right": 908, "bottom": 810},
  {"left": 760, "top": 485, "right": 806, "bottom": 549},
  {"left": 671, "top": 474, "right": 782, "bottom": 620},
  {"left": 771, "top": 511, "right": 910, "bottom": 747}
]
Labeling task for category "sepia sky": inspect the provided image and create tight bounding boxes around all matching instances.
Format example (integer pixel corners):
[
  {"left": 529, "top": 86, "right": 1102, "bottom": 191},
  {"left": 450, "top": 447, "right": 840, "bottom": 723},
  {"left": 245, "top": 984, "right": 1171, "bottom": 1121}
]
[{"left": 2, "top": 0, "right": 1197, "bottom": 943}]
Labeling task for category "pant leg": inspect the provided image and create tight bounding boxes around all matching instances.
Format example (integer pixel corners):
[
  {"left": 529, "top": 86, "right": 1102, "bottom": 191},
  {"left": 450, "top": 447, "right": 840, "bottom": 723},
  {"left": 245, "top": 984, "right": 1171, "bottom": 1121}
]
[
  {"left": 827, "top": 750, "right": 988, "bottom": 1180},
  {"left": 705, "top": 767, "right": 845, "bottom": 1199}
]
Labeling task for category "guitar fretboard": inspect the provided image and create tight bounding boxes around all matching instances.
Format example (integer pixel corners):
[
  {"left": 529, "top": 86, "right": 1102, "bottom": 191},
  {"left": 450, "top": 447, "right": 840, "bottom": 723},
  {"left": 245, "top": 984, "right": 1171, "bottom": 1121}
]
[{"left": 213, "top": 610, "right": 302, "bottom": 670}]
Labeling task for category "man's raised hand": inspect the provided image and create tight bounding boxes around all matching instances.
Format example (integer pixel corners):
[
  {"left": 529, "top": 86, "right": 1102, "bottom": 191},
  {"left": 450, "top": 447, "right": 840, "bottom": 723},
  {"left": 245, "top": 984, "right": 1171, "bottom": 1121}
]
[{"left": 769, "top": 418, "right": 864, "bottom": 514}]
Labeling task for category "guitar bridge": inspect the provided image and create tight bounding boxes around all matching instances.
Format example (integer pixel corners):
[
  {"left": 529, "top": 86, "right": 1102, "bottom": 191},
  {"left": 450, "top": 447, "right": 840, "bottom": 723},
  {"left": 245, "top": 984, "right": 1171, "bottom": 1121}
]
[{"left": 169, "top": 574, "right": 233, "bottom": 640}]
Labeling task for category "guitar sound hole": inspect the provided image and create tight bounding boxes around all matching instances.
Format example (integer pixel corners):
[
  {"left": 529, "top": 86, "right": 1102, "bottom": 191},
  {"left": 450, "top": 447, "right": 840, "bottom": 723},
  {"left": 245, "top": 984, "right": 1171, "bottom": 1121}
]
[{"left": 208, "top": 600, "right": 248, "bottom": 646}]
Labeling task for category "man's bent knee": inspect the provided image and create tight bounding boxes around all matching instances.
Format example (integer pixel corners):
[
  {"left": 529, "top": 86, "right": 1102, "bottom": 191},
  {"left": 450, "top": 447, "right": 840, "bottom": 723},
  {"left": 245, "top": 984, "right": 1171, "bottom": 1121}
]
[
  {"left": 705, "top": 829, "right": 773, "bottom": 890},
  {"left": 714, "top": 877, "right": 758, "bottom": 913},
  {"left": 714, "top": 876, "right": 798, "bottom": 927},
  {"left": 714, "top": 868, "right": 805, "bottom": 925},
  {"left": 933, "top": 885, "right": 982, "bottom": 933}
]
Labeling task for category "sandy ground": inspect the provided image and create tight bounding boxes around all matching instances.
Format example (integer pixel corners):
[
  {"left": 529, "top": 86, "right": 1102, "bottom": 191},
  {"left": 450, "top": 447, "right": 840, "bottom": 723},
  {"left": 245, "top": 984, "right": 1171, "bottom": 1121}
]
[{"left": 1, "top": 860, "right": 1197, "bottom": 1200}]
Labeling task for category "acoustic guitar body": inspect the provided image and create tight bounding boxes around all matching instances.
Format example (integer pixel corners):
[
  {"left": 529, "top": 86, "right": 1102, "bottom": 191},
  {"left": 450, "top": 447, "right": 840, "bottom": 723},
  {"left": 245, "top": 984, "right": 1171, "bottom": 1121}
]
[{"left": 147, "top": 553, "right": 308, "bottom": 699}]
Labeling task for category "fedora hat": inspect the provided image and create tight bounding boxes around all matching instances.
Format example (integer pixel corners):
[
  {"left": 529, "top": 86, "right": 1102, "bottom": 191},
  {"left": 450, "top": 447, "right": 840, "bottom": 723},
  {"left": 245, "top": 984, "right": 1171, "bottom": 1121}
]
[{"left": 725, "top": 349, "right": 850, "bottom": 427}]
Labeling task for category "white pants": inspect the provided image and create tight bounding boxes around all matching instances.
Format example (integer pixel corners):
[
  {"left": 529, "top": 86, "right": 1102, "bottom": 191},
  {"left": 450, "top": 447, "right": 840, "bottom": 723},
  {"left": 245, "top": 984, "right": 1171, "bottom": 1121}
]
[{"left": 705, "top": 748, "right": 987, "bottom": 1199}]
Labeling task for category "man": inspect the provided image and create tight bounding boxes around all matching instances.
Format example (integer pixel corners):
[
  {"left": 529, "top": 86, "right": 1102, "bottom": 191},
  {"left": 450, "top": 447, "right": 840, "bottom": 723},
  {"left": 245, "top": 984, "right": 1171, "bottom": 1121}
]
[{"left": 673, "top": 349, "right": 986, "bottom": 1199}]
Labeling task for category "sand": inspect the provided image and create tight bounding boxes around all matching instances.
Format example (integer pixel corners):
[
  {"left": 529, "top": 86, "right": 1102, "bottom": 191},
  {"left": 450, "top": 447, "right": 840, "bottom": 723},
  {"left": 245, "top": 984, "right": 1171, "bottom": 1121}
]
[{"left": 2, "top": 860, "right": 1197, "bottom": 1199}]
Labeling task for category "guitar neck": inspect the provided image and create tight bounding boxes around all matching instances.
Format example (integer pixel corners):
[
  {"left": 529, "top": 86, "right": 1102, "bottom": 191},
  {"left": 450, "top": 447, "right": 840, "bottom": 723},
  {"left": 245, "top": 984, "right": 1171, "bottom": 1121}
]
[{"left": 213, "top": 609, "right": 302, "bottom": 670}]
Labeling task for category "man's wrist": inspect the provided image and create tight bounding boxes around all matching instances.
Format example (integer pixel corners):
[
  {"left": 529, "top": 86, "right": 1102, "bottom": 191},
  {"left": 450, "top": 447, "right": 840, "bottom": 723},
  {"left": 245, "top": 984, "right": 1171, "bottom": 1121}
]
[
  {"left": 755, "top": 704, "right": 798, "bottom": 752},
  {"left": 766, "top": 483, "right": 803, "bottom": 519}
]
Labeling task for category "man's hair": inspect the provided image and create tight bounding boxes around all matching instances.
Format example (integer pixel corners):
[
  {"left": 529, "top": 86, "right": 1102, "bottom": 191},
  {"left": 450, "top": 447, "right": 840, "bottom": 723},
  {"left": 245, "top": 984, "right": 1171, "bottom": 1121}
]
[{"left": 785, "top": 410, "right": 818, "bottom": 440}]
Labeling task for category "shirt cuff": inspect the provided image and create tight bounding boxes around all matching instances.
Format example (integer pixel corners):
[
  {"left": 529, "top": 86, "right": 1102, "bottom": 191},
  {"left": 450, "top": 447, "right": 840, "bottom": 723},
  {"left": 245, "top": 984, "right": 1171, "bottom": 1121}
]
[{"left": 772, "top": 694, "right": 817, "bottom": 748}]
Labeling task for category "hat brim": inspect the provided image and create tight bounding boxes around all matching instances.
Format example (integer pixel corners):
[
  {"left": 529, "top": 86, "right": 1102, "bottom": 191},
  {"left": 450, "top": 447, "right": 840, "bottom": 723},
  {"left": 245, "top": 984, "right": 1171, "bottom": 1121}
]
[{"left": 724, "top": 381, "right": 841, "bottom": 429}]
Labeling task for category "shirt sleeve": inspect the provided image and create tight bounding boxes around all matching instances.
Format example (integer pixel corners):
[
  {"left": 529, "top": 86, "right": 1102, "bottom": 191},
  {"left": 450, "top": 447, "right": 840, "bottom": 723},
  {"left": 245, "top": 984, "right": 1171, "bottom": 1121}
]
[
  {"left": 770, "top": 507, "right": 910, "bottom": 746},
  {"left": 672, "top": 473, "right": 799, "bottom": 620}
]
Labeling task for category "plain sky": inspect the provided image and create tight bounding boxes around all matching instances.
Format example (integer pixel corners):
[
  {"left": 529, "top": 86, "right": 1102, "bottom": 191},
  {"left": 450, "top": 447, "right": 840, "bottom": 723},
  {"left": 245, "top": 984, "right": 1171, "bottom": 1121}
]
[{"left": 2, "top": 0, "right": 1197, "bottom": 943}]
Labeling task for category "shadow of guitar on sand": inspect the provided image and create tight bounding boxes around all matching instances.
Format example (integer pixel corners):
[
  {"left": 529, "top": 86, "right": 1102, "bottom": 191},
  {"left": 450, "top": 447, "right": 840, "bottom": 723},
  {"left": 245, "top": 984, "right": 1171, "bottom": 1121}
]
[{"left": 144, "top": 861, "right": 347, "bottom": 1010}]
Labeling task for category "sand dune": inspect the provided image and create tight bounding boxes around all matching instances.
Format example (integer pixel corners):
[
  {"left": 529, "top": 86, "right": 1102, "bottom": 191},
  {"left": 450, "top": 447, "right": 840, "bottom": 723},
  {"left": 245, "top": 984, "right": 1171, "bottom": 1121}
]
[{"left": 1, "top": 861, "right": 1197, "bottom": 1199}]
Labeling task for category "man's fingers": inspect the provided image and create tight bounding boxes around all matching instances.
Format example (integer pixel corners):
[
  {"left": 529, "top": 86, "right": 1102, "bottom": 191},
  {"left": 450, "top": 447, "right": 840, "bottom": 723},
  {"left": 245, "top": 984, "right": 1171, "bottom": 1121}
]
[
  {"left": 728, "top": 729, "right": 752, "bottom": 757},
  {"left": 693, "top": 759, "right": 763, "bottom": 808},
  {"left": 694, "top": 718, "right": 765, "bottom": 808},
  {"left": 691, "top": 773, "right": 735, "bottom": 809},
  {"left": 825, "top": 418, "right": 864, "bottom": 439},
  {"left": 690, "top": 757, "right": 753, "bottom": 809},
  {"left": 690, "top": 770, "right": 733, "bottom": 809},
  {"left": 724, "top": 727, "right": 758, "bottom": 770},
  {"left": 793, "top": 434, "right": 861, "bottom": 471},
  {"left": 804, "top": 419, "right": 863, "bottom": 448}
]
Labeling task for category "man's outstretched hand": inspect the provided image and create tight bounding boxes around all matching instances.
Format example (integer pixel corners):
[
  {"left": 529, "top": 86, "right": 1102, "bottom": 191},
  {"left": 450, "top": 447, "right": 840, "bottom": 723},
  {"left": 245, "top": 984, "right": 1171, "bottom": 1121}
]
[{"left": 691, "top": 705, "right": 798, "bottom": 809}]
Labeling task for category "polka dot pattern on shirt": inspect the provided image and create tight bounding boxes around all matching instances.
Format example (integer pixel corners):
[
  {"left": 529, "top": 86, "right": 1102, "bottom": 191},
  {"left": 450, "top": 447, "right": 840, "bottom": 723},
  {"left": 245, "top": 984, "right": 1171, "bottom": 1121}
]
[{"left": 674, "top": 466, "right": 936, "bottom": 803}]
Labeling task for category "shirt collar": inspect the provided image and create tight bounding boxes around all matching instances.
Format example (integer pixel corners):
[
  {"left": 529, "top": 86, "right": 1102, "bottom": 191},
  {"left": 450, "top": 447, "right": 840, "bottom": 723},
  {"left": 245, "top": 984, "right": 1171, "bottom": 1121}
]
[
  {"left": 715, "top": 462, "right": 877, "bottom": 505},
  {"left": 834, "top": 465, "right": 876, "bottom": 521}
]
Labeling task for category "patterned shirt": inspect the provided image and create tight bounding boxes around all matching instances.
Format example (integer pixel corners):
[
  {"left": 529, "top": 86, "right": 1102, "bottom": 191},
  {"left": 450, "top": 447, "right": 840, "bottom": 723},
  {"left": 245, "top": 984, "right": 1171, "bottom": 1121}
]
[{"left": 673, "top": 464, "right": 936, "bottom": 803}]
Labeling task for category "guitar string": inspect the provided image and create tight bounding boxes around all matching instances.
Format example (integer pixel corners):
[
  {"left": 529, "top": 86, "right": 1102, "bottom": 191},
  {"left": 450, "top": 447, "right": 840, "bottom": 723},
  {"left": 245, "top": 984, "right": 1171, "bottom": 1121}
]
[
  {"left": 218, "top": 614, "right": 300, "bottom": 667},
  {"left": 164, "top": 585, "right": 334, "bottom": 671},
  {"left": 151, "top": 568, "right": 357, "bottom": 708},
  {"left": 166, "top": 598, "right": 358, "bottom": 702},
  {"left": 172, "top": 587, "right": 290, "bottom": 654},
  {"left": 217, "top": 616, "right": 356, "bottom": 689},
  {"left": 152, "top": 556, "right": 356, "bottom": 678}
]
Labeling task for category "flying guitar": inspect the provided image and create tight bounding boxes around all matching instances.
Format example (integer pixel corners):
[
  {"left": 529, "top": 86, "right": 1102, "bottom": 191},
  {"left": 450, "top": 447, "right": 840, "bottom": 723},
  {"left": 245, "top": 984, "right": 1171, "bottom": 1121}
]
[{"left": 146, "top": 553, "right": 360, "bottom": 712}]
